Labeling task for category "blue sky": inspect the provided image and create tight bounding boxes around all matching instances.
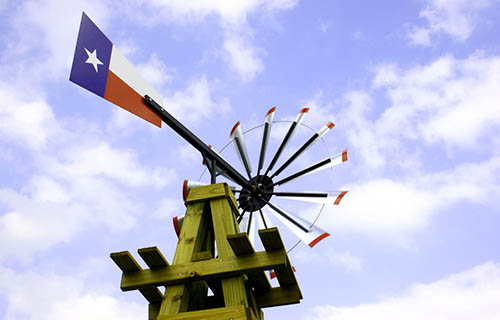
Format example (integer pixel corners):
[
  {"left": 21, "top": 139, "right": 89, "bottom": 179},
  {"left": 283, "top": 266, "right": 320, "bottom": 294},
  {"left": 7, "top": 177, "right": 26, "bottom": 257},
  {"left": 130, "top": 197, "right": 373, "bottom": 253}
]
[{"left": 1, "top": 0, "right": 500, "bottom": 319}]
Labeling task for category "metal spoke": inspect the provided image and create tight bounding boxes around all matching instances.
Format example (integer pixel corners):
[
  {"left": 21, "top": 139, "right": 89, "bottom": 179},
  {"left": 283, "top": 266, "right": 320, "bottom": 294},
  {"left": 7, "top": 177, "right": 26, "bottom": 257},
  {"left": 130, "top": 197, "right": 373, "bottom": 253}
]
[
  {"left": 270, "top": 122, "right": 334, "bottom": 179},
  {"left": 264, "top": 108, "right": 309, "bottom": 176},
  {"left": 257, "top": 107, "right": 276, "bottom": 176},
  {"left": 230, "top": 122, "right": 253, "bottom": 179},
  {"left": 273, "top": 150, "right": 347, "bottom": 186},
  {"left": 266, "top": 201, "right": 309, "bottom": 233}
]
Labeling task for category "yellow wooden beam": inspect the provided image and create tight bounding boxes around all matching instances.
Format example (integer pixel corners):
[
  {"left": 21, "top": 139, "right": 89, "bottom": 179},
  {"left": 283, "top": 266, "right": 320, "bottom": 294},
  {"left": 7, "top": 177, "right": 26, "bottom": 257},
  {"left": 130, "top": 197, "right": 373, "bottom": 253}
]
[
  {"left": 110, "top": 251, "right": 164, "bottom": 304},
  {"left": 255, "top": 285, "right": 302, "bottom": 308},
  {"left": 120, "top": 249, "right": 287, "bottom": 291},
  {"left": 157, "top": 305, "right": 254, "bottom": 320},
  {"left": 227, "top": 233, "right": 271, "bottom": 292},
  {"left": 138, "top": 246, "right": 170, "bottom": 269}
]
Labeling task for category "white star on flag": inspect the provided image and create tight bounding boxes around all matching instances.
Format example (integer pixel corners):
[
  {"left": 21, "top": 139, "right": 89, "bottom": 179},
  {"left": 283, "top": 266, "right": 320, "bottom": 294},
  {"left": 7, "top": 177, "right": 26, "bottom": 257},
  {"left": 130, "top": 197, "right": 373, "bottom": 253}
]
[{"left": 84, "top": 48, "right": 103, "bottom": 72}]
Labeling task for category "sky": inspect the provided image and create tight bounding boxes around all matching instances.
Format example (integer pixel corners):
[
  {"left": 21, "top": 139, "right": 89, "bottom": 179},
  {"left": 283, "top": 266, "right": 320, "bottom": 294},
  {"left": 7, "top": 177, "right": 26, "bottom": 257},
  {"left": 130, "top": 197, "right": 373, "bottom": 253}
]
[{"left": 1, "top": 0, "right": 500, "bottom": 319}]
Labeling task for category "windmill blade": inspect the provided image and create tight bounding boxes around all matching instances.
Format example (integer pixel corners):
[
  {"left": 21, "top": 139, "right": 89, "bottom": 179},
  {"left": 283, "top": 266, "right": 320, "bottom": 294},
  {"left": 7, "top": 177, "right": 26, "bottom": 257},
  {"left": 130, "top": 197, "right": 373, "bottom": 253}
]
[
  {"left": 272, "top": 191, "right": 348, "bottom": 205},
  {"left": 230, "top": 122, "right": 253, "bottom": 178},
  {"left": 202, "top": 145, "right": 237, "bottom": 183},
  {"left": 273, "top": 150, "right": 348, "bottom": 186},
  {"left": 270, "top": 121, "right": 334, "bottom": 179},
  {"left": 257, "top": 107, "right": 276, "bottom": 176},
  {"left": 265, "top": 108, "right": 309, "bottom": 176},
  {"left": 265, "top": 203, "right": 330, "bottom": 248}
]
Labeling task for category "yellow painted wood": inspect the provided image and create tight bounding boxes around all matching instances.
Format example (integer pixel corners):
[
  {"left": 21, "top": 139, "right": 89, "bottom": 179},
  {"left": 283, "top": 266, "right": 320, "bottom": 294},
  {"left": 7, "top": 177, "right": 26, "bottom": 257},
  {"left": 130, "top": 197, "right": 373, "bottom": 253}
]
[
  {"left": 110, "top": 251, "right": 142, "bottom": 272},
  {"left": 209, "top": 192, "right": 249, "bottom": 308},
  {"left": 258, "top": 228, "right": 284, "bottom": 251},
  {"left": 160, "top": 201, "right": 205, "bottom": 315},
  {"left": 258, "top": 227, "right": 299, "bottom": 288},
  {"left": 138, "top": 246, "right": 170, "bottom": 269},
  {"left": 254, "top": 285, "right": 302, "bottom": 309},
  {"left": 227, "top": 233, "right": 255, "bottom": 255},
  {"left": 110, "top": 251, "right": 164, "bottom": 304},
  {"left": 157, "top": 305, "right": 253, "bottom": 320},
  {"left": 191, "top": 251, "right": 213, "bottom": 262},
  {"left": 185, "top": 183, "right": 227, "bottom": 204},
  {"left": 120, "top": 250, "right": 287, "bottom": 291},
  {"left": 149, "top": 303, "right": 161, "bottom": 320},
  {"left": 227, "top": 233, "right": 271, "bottom": 292}
]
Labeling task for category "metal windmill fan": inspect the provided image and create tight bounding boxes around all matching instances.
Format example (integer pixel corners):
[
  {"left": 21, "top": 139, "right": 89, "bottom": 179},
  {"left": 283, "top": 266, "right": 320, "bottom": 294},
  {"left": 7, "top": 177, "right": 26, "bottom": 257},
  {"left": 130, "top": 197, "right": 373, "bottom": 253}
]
[{"left": 179, "top": 106, "right": 348, "bottom": 251}]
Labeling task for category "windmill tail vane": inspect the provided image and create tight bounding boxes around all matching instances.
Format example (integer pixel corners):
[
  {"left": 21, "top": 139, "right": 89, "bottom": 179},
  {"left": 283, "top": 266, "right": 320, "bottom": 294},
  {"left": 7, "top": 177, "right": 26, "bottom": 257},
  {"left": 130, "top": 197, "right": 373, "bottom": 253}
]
[{"left": 70, "top": 11, "right": 350, "bottom": 320}]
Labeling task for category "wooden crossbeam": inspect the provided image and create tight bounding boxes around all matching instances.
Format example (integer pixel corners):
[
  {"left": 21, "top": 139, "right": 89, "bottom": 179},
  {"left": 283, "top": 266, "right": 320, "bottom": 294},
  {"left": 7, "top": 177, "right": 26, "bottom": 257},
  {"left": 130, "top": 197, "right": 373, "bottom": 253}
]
[
  {"left": 120, "top": 249, "right": 287, "bottom": 292},
  {"left": 110, "top": 251, "right": 164, "bottom": 304},
  {"left": 138, "top": 247, "right": 170, "bottom": 269},
  {"left": 185, "top": 183, "right": 240, "bottom": 217},
  {"left": 157, "top": 305, "right": 252, "bottom": 320},
  {"left": 258, "top": 228, "right": 300, "bottom": 288},
  {"left": 227, "top": 233, "right": 271, "bottom": 292},
  {"left": 254, "top": 285, "right": 302, "bottom": 308},
  {"left": 258, "top": 228, "right": 284, "bottom": 251}
]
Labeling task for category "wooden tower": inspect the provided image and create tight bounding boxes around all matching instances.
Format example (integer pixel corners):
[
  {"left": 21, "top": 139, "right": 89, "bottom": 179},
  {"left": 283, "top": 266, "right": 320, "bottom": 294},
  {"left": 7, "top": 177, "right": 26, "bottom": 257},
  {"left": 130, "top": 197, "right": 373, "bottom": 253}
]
[{"left": 111, "top": 183, "right": 302, "bottom": 320}]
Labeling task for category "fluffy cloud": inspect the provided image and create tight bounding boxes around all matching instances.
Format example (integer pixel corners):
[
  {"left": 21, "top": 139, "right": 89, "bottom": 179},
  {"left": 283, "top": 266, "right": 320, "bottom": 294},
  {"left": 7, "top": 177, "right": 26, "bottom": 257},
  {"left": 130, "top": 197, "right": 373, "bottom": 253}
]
[
  {"left": 344, "top": 53, "right": 500, "bottom": 170},
  {"left": 323, "top": 156, "right": 500, "bottom": 240},
  {"left": 134, "top": 0, "right": 298, "bottom": 81},
  {"left": 163, "top": 76, "right": 231, "bottom": 124},
  {"left": 408, "top": 0, "right": 492, "bottom": 46},
  {"left": 307, "top": 261, "right": 500, "bottom": 320},
  {"left": 7, "top": 0, "right": 110, "bottom": 82},
  {"left": 0, "top": 267, "right": 144, "bottom": 320},
  {"left": 0, "top": 83, "right": 60, "bottom": 150},
  {"left": 223, "top": 33, "right": 265, "bottom": 82}
]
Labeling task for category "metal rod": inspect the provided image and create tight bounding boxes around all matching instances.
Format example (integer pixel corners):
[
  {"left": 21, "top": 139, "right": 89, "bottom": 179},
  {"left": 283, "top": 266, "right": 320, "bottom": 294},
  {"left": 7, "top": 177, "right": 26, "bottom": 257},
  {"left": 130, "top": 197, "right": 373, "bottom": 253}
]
[
  {"left": 270, "top": 133, "right": 318, "bottom": 179},
  {"left": 237, "top": 211, "right": 246, "bottom": 224},
  {"left": 265, "top": 121, "right": 297, "bottom": 176},
  {"left": 266, "top": 201, "right": 309, "bottom": 233},
  {"left": 259, "top": 208, "right": 268, "bottom": 229},
  {"left": 273, "top": 157, "right": 330, "bottom": 186},
  {"left": 247, "top": 212, "right": 253, "bottom": 234},
  {"left": 234, "top": 136, "right": 252, "bottom": 179},
  {"left": 265, "top": 191, "right": 329, "bottom": 198},
  {"left": 257, "top": 122, "right": 270, "bottom": 176},
  {"left": 144, "top": 95, "right": 251, "bottom": 189}
]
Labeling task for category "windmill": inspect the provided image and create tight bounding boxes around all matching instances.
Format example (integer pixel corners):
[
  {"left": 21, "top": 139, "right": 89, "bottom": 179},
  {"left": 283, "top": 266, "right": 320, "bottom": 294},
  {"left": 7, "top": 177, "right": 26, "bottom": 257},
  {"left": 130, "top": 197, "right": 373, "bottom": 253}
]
[{"left": 69, "top": 12, "right": 348, "bottom": 320}]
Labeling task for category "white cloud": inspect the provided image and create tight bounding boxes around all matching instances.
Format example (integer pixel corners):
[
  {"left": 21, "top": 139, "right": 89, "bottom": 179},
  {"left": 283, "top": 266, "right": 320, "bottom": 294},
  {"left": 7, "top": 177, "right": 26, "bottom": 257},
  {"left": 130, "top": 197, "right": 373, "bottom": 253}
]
[
  {"left": 324, "top": 156, "right": 500, "bottom": 240},
  {"left": 142, "top": 0, "right": 297, "bottom": 26},
  {"left": 136, "top": 53, "right": 175, "bottom": 88},
  {"left": 135, "top": 0, "right": 298, "bottom": 81},
  {"left": 344, "top": 53, "right": 500, "bottom": 170},
  {"left": 0, "top": 84, "right": 176, "bottom": 263},
  {"left": 223, "top": 33, "right": 265, "bottom": 82},
  {"left": 329, "top": 252, "right": 362, "bottom": 271},
  {"left": 408, "top": 0, "right": 492, "bottom": 46},
  {"left": 153, "top": 197, "right": 185, "bottom": 219},
  {"left": 163, "top": 76, "right": 231, "bottom": 124},
  {"left": 307, "top": 261, "right": 500, "bottom": 320},
  {"left": 0, "top": 82, "right": 60, "bottom": 150},
  {"left": 7, "top": 0, "right": 110, "bottom": 82},
  {"left": 49, "top": 142, "right": 175, "bottom": 189},
  {"left": 0, "top": 267, "right": 144, "bottom": 320}
]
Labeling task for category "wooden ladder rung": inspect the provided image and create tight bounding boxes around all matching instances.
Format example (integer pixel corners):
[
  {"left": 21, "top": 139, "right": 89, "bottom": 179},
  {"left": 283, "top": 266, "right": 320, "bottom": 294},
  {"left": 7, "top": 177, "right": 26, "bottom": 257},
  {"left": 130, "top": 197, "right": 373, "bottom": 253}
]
[
  {"left": 138, "top": 247, "right": 170, "bottom": 269},
  {"left": 110, "top": 251, "right": 142, "bottom": 272},
  {"left": 110, "top": 251, "right": 164, "bottom": 304},
  {"left": 227, "top": 233, "right": 271, "bottom": 292},
  {"left": 258, "top": 227, "right": 284, "bottom": 251},
  {"left": 258, "top": 228, "right": 299, "bottom": 288}
]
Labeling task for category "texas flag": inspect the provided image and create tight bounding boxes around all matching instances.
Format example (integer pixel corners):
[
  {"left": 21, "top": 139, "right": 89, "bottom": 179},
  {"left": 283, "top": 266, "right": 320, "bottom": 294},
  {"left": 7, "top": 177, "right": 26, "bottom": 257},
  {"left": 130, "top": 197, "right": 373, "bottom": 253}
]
[{"left": 69, "top": 12, "right": 163, "bottom": 127}]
